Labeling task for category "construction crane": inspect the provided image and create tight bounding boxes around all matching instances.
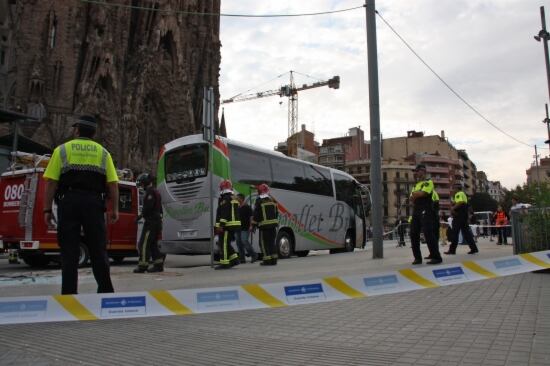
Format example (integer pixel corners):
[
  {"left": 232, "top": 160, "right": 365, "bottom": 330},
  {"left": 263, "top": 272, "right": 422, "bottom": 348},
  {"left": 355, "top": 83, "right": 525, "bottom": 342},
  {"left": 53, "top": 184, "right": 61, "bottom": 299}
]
[{"left": 222, "top": 71, "right": 340, "bottom": 139}]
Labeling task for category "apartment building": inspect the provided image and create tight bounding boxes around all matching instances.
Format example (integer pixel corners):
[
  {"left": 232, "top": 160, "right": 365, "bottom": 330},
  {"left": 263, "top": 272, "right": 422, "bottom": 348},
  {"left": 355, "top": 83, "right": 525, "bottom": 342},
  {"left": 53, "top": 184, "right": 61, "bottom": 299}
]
[
  {"left": 318, "top": 127, "right": 368, "bottom": 170},
  {"left": 276, "top": 124, "right": 319, "bottom": 162},
  {"left": 487, "top": 181, "right": 506, "bottom": 203},
  {"left": 526, "top": 156, "right": 550, "bottom": 184}
]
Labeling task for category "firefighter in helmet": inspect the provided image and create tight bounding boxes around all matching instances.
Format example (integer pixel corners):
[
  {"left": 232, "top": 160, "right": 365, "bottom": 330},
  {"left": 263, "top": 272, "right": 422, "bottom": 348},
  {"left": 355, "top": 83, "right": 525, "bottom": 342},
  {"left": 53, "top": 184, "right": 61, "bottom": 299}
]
[
  {"left": 251, "top": 183, "right": 279, "bottom": 266},
  {"left": 133, "top": 173, "right": 165, "bottom": 273},
  {"left": 214, "top": 179, "right": 241, "bottom": 270}
]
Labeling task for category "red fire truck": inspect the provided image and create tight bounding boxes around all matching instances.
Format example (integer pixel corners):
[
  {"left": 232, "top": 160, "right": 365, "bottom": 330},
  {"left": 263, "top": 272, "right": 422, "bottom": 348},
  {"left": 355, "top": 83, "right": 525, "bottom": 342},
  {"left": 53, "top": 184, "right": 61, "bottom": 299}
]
[{"left": 0, "top": 153, "right": 139, "bottom": 267}]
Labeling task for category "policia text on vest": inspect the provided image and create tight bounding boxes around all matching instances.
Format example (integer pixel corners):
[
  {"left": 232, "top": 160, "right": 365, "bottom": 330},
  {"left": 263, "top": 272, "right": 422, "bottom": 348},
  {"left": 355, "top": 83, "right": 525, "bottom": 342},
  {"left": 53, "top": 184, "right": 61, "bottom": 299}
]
[{"left": 43, "top": 115, "right": 119, "bottom": 295}]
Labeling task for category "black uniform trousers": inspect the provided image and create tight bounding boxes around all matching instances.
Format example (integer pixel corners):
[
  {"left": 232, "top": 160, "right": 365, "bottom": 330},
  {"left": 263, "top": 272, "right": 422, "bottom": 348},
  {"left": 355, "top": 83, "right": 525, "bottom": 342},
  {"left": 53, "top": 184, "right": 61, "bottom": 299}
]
[
  {"left": 137, "top": 219, "right": 163, "bottom": 268},
  {"left": 434, "top": 210, "right": 440, "bottom": 244},
  {"left": 57, "top": 190, "right": 114, "bottom": 295},
  {"left": 217, "top": 230, "right": 239, "bottom": 265},
  {"left": 259, "top": 227, "right": 277, "bottom": 263},
  {"left": 410, "top": 210, "right": 441, "bottom": 262},
  {"left": 448, "top": 217, "right": 478, "bottom": 253}
]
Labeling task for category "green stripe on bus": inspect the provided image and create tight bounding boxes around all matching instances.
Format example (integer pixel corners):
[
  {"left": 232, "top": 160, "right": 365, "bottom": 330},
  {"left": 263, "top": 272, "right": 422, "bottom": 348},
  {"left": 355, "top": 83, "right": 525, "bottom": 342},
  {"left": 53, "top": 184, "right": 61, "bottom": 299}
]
[{"left": 211, "top": 146, "right": 230, "bottom": 179}]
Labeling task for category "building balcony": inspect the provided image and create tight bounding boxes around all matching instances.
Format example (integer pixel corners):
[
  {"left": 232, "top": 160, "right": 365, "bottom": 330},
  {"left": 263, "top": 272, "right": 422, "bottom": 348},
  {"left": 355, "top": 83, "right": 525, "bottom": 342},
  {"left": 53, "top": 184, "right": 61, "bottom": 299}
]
[
  {"left": 420, "top": 156, "right": 459, "bottom": 165},
  {"left": 426, "top": 166, "right": 449, "bottom": 174},
  {"left": 432, "top": 177, "right": 450, "bottom": 184}
]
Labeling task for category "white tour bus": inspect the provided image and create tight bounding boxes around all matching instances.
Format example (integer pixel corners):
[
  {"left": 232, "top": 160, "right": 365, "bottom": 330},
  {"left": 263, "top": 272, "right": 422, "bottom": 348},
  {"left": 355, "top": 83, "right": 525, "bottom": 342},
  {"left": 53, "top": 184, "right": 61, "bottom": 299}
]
[{"left": 157, "top": 134, "right": 368, "bottom": 258}]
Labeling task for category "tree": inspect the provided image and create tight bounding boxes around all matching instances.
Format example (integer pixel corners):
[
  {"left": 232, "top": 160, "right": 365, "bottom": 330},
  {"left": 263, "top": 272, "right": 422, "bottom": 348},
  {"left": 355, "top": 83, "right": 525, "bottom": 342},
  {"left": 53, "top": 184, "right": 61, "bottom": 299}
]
[
  {"left": 469, "top": 192, "right": 498, "bottom": 212},
  {"left": 503, "top": 182, "right": 550, "bottom": 211}
]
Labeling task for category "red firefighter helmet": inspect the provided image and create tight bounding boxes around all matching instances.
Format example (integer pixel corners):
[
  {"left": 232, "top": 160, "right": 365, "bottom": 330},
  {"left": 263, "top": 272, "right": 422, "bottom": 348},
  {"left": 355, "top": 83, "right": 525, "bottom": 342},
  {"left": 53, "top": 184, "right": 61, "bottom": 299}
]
[
  {"left": 257, "top": 183, "right": 270, "bottom": 195},
  {"left": 219, "top": 179, "right": 233, "bottom": 194}
]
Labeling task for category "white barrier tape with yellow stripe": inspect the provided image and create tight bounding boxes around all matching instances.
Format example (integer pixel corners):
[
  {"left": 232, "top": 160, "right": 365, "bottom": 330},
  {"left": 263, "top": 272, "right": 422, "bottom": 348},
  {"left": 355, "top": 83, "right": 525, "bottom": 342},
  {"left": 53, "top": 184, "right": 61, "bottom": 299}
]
[{"left": 0, "top": 250, "right": 549, "bottom": 325}]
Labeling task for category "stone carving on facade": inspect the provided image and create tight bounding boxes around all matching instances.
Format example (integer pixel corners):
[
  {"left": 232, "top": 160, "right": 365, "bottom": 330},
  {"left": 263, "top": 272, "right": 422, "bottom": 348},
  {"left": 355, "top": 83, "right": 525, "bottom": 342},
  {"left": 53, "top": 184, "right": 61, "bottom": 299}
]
[{"left": 7, "top": 0, "right": 221, "bottom": 172}]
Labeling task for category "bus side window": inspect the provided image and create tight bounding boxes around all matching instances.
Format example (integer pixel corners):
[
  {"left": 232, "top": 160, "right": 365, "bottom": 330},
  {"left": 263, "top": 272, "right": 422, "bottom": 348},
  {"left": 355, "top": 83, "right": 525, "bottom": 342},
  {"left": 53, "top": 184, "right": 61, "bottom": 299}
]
[
  {"left": 333, "top": 173, "right": 354, "bottom": 207},
  {"left": 119, "top": 187, "right": 132, "bottom": 213},
  {"left": 271, "top": 158, "right": 305, "bottom": 192},
  {"left": 229, "top": 145, "right": 272, "bottom": 185}
]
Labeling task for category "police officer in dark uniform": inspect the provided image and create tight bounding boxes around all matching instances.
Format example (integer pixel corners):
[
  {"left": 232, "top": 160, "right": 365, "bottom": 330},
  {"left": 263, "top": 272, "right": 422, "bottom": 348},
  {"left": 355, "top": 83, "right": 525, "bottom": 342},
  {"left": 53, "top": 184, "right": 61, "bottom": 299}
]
[
  {"left": 445, "top": 183, "right": 479, "bottom": 255},
  {"left": 133, "top": 173, "right": 164, "bottom": 273},
  {"left": 409, "top": 164, "right": 442, "bottom": 265},
  {"left": 43, "top": 115, "right": 117, "bottom": 294},
  {"left": 425, "top": 189, "right": 441, "bottom": 259},
  {"left": 214, "top": 180, "right": 241, "bottom": 270},
  {"left": 251, "top": 183, "right": 279, "bottom": 266}
]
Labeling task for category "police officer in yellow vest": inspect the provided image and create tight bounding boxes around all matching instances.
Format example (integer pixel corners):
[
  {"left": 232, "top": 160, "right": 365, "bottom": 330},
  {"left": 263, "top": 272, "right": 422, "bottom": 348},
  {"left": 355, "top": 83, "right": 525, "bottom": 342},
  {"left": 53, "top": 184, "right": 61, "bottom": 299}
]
[
  {"left": 425, "top": 189, "right": 441, "bottom": 258},
  {"left": 251, "top": 183, "right": 279, "bottom": 266},
  {"left": 409, "top": 164, "right": 442, "bottom": 265},
  {"left": 214, "top": 180, "right": 241, "bottom": 270},
  {"left": 43, "top": 115, "right": 118, "bottom": 294},
  {"left": 445, "top": 183, "right": 479, "bottom": 255}
]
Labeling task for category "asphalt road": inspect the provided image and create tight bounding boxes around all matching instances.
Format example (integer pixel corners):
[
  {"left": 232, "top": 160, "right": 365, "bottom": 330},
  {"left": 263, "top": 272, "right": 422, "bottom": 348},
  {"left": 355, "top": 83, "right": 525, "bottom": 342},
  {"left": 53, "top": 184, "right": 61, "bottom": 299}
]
[{"left": 1, "top": 238, "right": 514, "bottom": 296}]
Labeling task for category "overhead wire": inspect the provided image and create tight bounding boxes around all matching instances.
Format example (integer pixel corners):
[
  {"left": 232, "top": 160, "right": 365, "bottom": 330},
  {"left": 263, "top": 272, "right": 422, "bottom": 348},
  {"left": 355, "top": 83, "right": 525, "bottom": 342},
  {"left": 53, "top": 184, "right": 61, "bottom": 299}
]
[
  {"left": 374, "top": 9, "right": 545, "bottom": 149},
  {"left": 79, "top": 0, "right": 365, "bottom": 18},
  {"left": 227, "top": 72, "right": 288, "bottom": 100},
  {"left": 81, "top": 0, "right": 545, "bottom": 150}
]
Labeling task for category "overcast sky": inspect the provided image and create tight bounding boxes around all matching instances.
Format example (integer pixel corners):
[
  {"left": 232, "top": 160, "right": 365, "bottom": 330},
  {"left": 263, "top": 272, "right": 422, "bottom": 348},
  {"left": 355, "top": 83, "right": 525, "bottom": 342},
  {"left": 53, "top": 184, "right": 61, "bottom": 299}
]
[{"left": 219, "top": 0, "right": 549, "bottom": 189}]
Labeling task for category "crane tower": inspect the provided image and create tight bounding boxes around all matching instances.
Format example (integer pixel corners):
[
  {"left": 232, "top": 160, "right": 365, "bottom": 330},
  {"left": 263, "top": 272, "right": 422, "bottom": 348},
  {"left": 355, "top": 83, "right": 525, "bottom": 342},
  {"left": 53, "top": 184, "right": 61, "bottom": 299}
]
[{"left": 222, "top": 71, "right": 340, "bottom": 138}]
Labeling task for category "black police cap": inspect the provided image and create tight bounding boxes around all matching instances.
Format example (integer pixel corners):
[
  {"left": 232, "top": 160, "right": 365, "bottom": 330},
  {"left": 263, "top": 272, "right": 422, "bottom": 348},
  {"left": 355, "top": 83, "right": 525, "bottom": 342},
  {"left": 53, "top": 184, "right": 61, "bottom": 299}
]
[
  {"left": 413, "top": 163, "right": 426, "bottom": 172},
  {"left": 72, "top": 115, "right": 97, "bottom": 129}
]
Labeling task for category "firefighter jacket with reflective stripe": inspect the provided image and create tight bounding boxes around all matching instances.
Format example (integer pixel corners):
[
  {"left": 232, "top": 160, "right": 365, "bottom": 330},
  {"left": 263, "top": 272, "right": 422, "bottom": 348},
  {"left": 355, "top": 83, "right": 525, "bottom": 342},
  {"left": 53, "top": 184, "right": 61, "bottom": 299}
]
[
  {"left": 215, "top": 193, "right": 241, "bottom": 231},
  {"left": 253, "top": 196, "right": 279, "bottom": 228}
]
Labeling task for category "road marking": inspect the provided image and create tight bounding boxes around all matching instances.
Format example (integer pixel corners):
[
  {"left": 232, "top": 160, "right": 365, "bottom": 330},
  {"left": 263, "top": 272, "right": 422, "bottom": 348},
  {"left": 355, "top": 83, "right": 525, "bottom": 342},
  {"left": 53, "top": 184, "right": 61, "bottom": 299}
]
[
  {"left": 242, "top": 284, "right": 287, "bottom": 308},
  {"left": 324, "top": 277, "right": 365, "bottom": 298},
  {"left": 53, "top": 295, "right": 97, "bottom": 321},
  {"left": 398, "top": 269, "right": 438, "bottom": 288},
  {"left": 519, "top": 253, "right": 550, "bottom": 269},
  {"left": 149, "top": 290, "right": 193, "bottom": 315},
  {"left": 462, "top": 261, "right": 497, "bottom": 278}
]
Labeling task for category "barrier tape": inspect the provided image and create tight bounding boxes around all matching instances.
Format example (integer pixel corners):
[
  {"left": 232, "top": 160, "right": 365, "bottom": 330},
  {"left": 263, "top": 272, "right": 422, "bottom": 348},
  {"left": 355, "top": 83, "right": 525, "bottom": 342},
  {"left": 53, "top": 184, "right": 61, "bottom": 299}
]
[{"left": 0, "top": 250, "right": 549, "bottom": 325}]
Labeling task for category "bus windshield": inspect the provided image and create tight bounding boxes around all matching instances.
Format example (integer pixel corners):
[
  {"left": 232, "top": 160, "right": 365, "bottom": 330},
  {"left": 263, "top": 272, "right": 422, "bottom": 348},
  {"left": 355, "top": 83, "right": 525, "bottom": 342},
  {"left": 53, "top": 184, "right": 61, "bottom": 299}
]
[{"left": 165, "top": 144, "right": 208, "bottom": 183}]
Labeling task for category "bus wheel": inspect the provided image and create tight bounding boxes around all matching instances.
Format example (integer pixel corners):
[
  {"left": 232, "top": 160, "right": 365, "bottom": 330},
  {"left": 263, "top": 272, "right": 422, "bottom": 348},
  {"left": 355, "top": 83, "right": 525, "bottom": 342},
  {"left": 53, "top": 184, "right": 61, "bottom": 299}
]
[
  {"left": 21, "top": 254, "right": 50, "bottom": 268},
  {"left": 344, "top": 230, "right": 355, "bottom": 252},
  {"left": 276, "top": 230, "right": 293, "bottom": 259},
  {"left": 78, "top": 243, "right": 90, "bottom": 268},
  {"left": 295, "top": 250, "right": 309, "bottom": 257}
]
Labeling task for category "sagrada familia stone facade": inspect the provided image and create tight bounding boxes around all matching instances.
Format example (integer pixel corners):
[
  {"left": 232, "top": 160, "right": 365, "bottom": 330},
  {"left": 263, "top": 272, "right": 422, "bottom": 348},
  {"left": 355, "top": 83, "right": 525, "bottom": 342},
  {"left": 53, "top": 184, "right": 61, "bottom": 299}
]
[{"left": 1, "top": 0, "right": 221, "bottom": 171}]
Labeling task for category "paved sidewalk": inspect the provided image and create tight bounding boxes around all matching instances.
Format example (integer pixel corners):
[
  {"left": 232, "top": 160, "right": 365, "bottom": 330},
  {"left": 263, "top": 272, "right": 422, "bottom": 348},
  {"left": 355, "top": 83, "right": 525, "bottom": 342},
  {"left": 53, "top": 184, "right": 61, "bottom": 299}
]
[
  {"left": 0, "top": 272, "right": 548, "bottom": 365},
  {"left": 0, "top": 239, "right": 548, "bottom": 365}
]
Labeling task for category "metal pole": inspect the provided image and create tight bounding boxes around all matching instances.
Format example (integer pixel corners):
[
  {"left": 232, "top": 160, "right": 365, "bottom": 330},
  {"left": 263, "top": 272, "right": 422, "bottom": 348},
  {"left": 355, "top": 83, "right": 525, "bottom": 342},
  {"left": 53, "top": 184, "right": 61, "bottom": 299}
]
[
  {"left": 204, "top": 87, "right": 216, "bottom": 268},
  {"left": 539, "top": 6, "right": 550, "bottom": 103},
  {"left": 544, "top": 103, "right": 550, "bottom": 154},
  {"left": 11, "top": 121, "right": 18, "bottom": 164},
  {"left": 535, "top": 145, "right": 541, "bottom": 182},
  {"left": 365, "top": 0, "right": 383, "bottom": 259}
]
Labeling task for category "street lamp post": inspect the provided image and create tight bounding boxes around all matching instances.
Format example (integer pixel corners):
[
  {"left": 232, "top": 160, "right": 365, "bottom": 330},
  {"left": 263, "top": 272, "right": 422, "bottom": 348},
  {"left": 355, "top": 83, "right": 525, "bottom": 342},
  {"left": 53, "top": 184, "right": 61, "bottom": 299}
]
[
  {"left": 534, "top": 6, "right": 550, "bottom": 103},
  {"left": 543, "top": 103, "right": 550, "bottom": 154}
]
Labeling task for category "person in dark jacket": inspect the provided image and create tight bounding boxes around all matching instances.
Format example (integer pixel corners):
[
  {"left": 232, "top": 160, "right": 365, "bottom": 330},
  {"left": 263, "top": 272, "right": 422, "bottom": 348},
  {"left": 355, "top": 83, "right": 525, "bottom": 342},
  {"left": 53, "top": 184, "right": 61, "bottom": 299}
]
[
  {"left": 133, "top": 173, "right": 165, "bottom": 273},
  {"left": 214, "top": 180, "right": 241, "bottom": 270},
  {"left": 251, "top": 183, "right": 279, "bottom": 266},
  {"left": 445, "top": 183, "right": 479, "bottom": 255},
  {"left": 235, "top": 193, "right": 257, "bottom": 263}
]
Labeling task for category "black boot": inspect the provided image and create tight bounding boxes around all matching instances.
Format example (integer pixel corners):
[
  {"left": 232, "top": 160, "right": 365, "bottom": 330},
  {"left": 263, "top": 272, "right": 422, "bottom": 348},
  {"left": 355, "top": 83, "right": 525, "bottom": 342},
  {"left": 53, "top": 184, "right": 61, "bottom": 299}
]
[
  {"left": 133, "top": 266, "right": 148, "bottom": 273},
  {"left": 148, "top": 264, "right": 164, "bottom": 273}
]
